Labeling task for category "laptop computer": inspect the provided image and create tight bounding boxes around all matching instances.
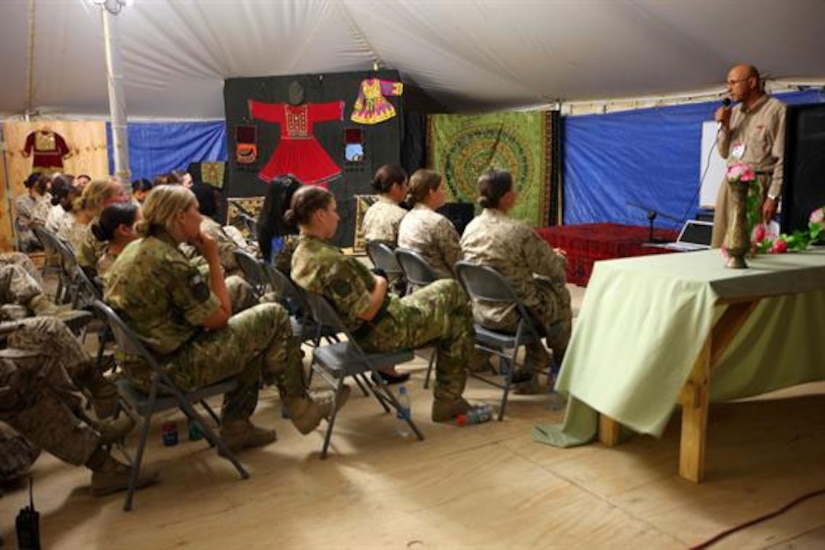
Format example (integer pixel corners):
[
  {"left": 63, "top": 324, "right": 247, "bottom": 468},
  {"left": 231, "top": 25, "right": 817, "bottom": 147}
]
[{"left": 663, "top": 220, "right": 714, "bottom": 251}]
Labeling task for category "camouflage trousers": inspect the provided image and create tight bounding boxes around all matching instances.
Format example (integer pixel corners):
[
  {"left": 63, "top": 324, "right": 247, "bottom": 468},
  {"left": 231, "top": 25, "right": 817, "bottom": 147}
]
[
  {"left": 226, "top": 274, "right": 258, "bottom": 313},
  {"left": 0, "top": 422, "right": 40, "bottom": 483},
  {"left": 0, "top": 252, "right": 43, "bottom": 288},
  {"left": 361, "top": 279, "right": 473, "bottom": 402},
  {"left": 161, "top": 303, "right": 304, "bottom": 422},
  {"left": 0, "top": 349, "right": 100, "bottom": 466},
  {"left": 0, "top": 264, "right": 43, "bottom": 307},
  {"left": 475, "top": 278, "right": 572, "bottom": 369},
  {"left": 6, "top": 317, "right": 101, "bottom": 392}
]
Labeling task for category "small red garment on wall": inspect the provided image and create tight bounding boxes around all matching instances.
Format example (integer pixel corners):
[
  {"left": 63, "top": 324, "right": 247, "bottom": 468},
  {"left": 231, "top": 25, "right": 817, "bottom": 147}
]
[
  {"left": 24, "top": 129, "right": 70, "bottom": 170},
  {"left": 249, "top": 100, "right": 344, "bottom": 184}
]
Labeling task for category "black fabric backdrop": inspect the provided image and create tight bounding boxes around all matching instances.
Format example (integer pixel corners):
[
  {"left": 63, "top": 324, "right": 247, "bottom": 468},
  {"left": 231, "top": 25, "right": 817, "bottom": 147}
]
[{"left": 224, "top": 70, "right": 406, "bottom": 248}]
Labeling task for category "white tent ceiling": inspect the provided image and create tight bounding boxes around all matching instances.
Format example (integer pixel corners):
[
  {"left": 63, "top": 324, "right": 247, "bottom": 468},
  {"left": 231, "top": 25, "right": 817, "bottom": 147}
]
[{"left": 2, "top": 0, "right": 825, "bottom": 119}]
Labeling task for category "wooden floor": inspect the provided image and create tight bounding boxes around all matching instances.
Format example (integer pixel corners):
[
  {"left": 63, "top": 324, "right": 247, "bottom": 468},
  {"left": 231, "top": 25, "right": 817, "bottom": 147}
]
[{"left": 1, "top": 285, "right": 824, "bottom": 549}]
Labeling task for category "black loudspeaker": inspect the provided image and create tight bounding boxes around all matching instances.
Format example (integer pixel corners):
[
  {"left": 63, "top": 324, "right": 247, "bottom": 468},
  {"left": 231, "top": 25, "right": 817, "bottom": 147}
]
[
  {"left": 781, "top": 103, "right": 825, "bottom": 234},
  {"left": 437, "top": 202, "right": 475, "bottom": 235}
]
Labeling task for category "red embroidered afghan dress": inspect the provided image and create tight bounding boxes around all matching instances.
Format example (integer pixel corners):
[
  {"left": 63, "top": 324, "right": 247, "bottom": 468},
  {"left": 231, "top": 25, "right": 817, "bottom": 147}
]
[
  {"left": 24, "top": 130, "right": 70, "bottom": 171},
  {"left": 249, "top": 100, "right": 344, "bottom": 184}
]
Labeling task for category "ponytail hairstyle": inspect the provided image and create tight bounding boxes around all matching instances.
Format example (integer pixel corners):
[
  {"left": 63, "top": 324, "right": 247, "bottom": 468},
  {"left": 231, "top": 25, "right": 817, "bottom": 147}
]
[
  {"left": 258, "top": 174, "right": 304, "bottom": 261},
  {"left": 406, "top": 169, "right": 442, "bottom": 206},
  {"left": 371, "top": 164, "right": 407, "bottom": 194},
  {"left": 476, "top": 169, "right": 513, "bottom": 209},
  {"left": 283, "top": 185, "right": 334, "bottom": 228},
  {"left": 136, "top": 184, "right": 196, "bottom": 237},
  {"left": 91, "top": 202, "right": 139, "bottom": 242},
  {"left": 77, "top": 178, "right": 123, "bottom": 216}
]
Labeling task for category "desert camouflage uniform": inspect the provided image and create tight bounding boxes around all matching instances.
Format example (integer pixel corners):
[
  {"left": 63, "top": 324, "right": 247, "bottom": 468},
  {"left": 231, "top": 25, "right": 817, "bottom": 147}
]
[
  {"left": 461, "top": 208, "right": 572, "bottom": 366},
  {"left": 104, "top": 232, "right": 304, "bottom": 422},
  {"left": 362, "top": 196, "right": 406, "bottom": 243},
  {"left": 0, "top": 348, "right": 100, "bottom": 466},
  {"left": 0, "top": 252, "right": 43, "bottom": 287},
  {"left": 0, "top": 264, "right": 42, "bottom": 307},
  {"left": 398, "top": 204, "right": 462, "bottom": 281},
  {"left": 292, "top": 234, "right": 472, "bottom": 402},
  {"left": 0, "top": 422, "right": 40, "bottom": 483}
]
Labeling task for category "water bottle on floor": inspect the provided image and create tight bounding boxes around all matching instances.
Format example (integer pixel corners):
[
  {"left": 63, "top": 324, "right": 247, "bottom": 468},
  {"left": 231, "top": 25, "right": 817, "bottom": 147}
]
[{"left": 395, "top": 385, "right": 412, "bottom": 438}]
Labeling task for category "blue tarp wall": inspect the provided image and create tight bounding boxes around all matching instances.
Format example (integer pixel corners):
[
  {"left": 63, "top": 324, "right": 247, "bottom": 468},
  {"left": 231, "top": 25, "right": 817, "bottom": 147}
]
[
  {"left": 563, "top": 90, "right": 825, "bottom": 229},
  {"left": 106, "top": 120, "right": 227, "bottom": 182}
]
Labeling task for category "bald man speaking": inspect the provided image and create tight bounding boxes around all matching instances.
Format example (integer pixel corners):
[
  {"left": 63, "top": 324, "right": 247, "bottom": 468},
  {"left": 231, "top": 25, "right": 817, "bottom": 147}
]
[{"left": 711, "top": 64, "right": 787, "bottom": 248}]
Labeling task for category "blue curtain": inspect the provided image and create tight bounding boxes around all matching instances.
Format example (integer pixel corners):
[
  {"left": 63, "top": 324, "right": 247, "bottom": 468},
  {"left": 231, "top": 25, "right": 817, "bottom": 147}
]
[
  {"left": 563, "top": 90, "right": 824, "bottom": 229},
  {"left": 107, "top": 121, "right": 227, "bottom": 182}
]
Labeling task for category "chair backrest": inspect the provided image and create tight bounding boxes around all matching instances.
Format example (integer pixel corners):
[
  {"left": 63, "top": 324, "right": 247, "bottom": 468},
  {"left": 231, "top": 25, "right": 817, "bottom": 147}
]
[
  {"left": 237, "top": 213, "right": 259, "bottom": 240},
  {"left": 454, "top": 261, "right": 536, "bottom": 323},
  {"left": 302, "top": 291, "right": 350, "bottom": 334},
  {"left": 74, "top": 265, "right": 103, "bottom": 305},
  {"left": 92, "top": 300, "right": 162, "bottom": 371},
  {"left": 365, "top": 241, "right": 402, "bottom": 275},
  {"left": 233, "top": 249, "right": 268, "bottom": 296},
  {"left": 394, "top": 247, "right": 436, "bottom": 287},
  {"left": 263, "top": 263, "right": 310, "bottom": 314}
]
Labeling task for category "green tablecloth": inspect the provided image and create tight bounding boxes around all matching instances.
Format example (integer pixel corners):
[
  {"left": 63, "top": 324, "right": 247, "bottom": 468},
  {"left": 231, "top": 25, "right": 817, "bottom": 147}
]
[{"left": 533, "top": 248, "right": 825, "bottom": 447}]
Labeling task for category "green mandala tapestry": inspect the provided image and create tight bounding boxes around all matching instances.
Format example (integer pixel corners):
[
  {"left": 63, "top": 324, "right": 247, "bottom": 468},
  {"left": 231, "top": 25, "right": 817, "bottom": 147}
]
[{"left": 428, "top": 110, "right": 551, "bottom": 227}]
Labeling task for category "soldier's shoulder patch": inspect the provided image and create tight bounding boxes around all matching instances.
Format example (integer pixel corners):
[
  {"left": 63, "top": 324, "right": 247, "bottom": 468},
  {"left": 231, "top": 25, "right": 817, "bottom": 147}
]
[{"left": 190, "top": 272, "right": 210, "bottom": 301}]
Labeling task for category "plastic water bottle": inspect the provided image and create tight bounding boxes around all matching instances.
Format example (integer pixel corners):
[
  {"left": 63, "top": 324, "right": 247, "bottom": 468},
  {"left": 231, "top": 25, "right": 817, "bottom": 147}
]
[
  {"left": 456, "top": 404, "right": 493, "bottom": 427},
  {"left": 395, "top": 385, "right": 412, "bottom": 438}
]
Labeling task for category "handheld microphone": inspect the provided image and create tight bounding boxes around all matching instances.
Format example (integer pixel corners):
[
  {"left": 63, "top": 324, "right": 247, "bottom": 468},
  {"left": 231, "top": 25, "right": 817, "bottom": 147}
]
[{"left": 716, "top": 98, "right": 732, "bottom": 130}]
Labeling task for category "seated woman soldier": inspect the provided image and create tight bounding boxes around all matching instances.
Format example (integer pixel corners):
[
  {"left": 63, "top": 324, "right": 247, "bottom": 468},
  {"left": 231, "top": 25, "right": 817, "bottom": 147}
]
[
  {"left": 460, "top": 169, "right": 572, "bottom": 392},
  {"left": 287, "top": 185, "right": 486, "bottom": 423},
  {"left": 104, "top": 184, "right": 348, "bottom": 452}
]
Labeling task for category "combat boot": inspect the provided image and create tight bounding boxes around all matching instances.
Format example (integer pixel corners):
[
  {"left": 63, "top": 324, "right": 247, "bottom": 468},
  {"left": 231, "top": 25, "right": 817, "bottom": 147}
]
[
  {"left": 288, "top": 385, "right": 351, "bottom": 435},
  {"left": 97, "top": 415, "right": 136, "bottom": 445},
  {"left": 218, "top": 419, "right": 277, "bottom": 455},
  {"left": 90, "top": 456, "right": 160, "bottom": 497},
  {"left": 431, "top": 397, "right": 472, "bottom": 422}
]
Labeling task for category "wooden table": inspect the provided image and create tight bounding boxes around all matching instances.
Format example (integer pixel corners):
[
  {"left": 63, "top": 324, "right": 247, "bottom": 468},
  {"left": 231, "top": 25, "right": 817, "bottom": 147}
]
[{"left": 541, "top": 248, "right": 825, "bottom": 483}]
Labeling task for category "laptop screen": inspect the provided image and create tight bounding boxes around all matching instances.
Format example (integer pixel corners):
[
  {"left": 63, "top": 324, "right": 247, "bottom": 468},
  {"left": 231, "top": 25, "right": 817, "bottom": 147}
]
[{"left": 678, "top": 221, "right": 713, "bottom": 246}]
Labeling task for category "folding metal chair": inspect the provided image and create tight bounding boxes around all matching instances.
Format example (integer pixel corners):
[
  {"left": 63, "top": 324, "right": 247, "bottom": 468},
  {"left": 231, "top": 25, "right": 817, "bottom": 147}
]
[
  {"left": 232, "top": 249, "right": 269, "bottom": 298},
  {"left": 365, "top": 241, "right": 403, "bottom": 279},
  {"left": 92, "top": 300, "right": 249, "bottom": 511},
  {"left": 302, "top": 291, "right": 424, "bottom": 458},
  {"left": 32, "top": 226, "right": 77, "bottom": 304},
  {"left": 454, "top": 261, "right": 555, "bottom": 421},
  {"left": 394, "top": 247, "right": 439, "bottom": 389}
]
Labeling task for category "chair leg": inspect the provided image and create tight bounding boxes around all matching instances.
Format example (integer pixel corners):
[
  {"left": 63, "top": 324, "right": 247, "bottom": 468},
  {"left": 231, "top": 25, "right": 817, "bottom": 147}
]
[
  {"left": 124, "top": 414, "right": 153, "bottom": 511},
  {"left": 498, "top": 356, "right": 516, "bottom": 422},
  {"left": 199, "top": 399, "right": 222, "bottom": 426},
  {"left": 177, "top": 399, "right": 249, "bottom": 480},
  {"left": 423, "top": 349, "right": 436, "bottom": 389},
  {"left": 320, "top": 380, "right": 346, "bottom": 459},
  {"left": 352, "top": 373, "right": 370, "bottom": 397}
]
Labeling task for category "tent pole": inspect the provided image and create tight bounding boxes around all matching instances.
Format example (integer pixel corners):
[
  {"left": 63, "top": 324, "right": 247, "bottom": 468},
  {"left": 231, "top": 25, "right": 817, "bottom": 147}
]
[{"left": 101, "top": 4, "right": 131, "bottom": 186}]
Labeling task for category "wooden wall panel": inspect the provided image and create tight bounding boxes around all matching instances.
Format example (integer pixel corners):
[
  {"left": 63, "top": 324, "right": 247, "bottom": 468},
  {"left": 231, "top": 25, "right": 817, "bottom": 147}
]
[{"left": 1, "top": 120, "right": 109, "bottom": 251}]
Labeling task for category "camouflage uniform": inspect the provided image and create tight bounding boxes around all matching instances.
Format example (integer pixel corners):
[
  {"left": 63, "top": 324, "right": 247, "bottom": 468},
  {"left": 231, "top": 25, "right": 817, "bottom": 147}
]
[
  {"left": 0, "top": 252, "right": 43, "bottom": 287},
  {"left": 0, "top": 264, "right": 42, "bottom": 308},
  {"left": 273, "top": 235, "right": 299, "bottom": 276},
  {"left": 362, "top": 196, "right": 407, "bottom": 243},
  {"left": 6, "top": 316, "right": 113, "bottom": 405},
  {"left": 460, "top": 208, "right": 572, "bottom": 366},
  {"left": 76, "top": 220, "right": 108, "bottom": 272},
  {"left": 398, "top": 204, "right": 462, "bottom": 280},
  {"left": 292, "top": 234, "right": 472, "bottom": 402},
  {"left": 0, "top": 422, "right": 40, "bottom": 484},
  {"left": 104, "top": 232, "right": 305, "bottom": 422},
  {"left": 0, "top": 348, "right": 100, "bottom": 466}
]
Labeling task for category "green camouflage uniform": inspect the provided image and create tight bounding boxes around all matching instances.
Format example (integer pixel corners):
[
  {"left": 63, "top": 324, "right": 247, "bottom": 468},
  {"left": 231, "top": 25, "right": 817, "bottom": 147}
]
[
  {"left": 0, "top": 347, "right": 100, "bottom": 466},
  {"left": 292, "top": 234, "right": 472, "bottom": 402},
  {"left": 460, "top": 208, "right": 572, "bottom": 365},
  {"left": 362, "top": 196, "right": 406, "bottom": 243},
  {"left": 76, "top": 221, "right": 108, "bottom": 272},
  {"left": 398, "top": 203, "right": 462, "bottom": 281},
  {"left": 104, "top": 232, "right": 304, "bottom": 422}
]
